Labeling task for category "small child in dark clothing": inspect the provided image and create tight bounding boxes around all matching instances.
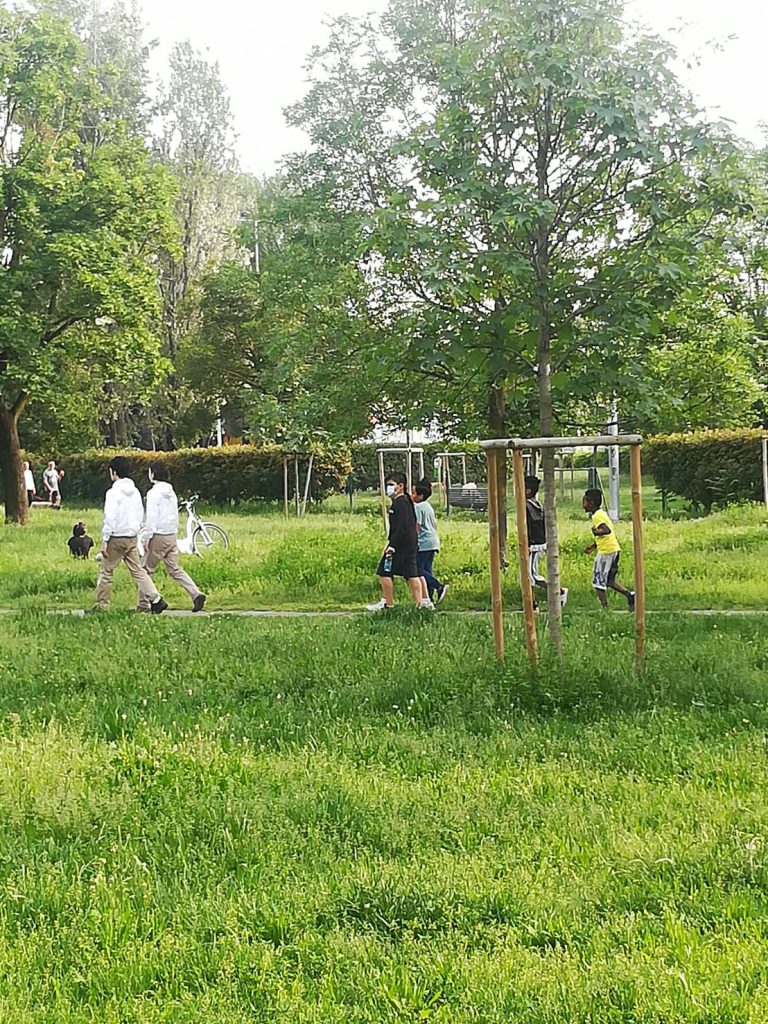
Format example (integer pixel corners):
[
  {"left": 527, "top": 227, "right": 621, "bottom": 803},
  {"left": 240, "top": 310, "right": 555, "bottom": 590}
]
[{"left": 68, "top": 522, "right": 94, "bottom": 559}]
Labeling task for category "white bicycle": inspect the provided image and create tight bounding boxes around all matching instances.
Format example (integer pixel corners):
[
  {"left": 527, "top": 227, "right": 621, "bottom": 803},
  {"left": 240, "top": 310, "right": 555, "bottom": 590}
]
[{"left": 176, "top": 495, "right": 229, "bottom": 556}]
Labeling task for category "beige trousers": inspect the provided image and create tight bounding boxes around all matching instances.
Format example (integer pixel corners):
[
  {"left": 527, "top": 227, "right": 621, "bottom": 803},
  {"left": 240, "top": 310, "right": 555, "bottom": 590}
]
[
  {"left": 95, "top": 536, "right": 160, "bottom": 610},
  {"left": 138, "top": 535, "right": 202, "bottom": 610}
]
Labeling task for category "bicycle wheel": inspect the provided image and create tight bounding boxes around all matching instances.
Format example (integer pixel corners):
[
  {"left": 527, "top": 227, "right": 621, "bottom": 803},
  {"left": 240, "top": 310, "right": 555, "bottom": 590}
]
[{"left": 192, "top": 523, "right": 229, "bottom": 556}]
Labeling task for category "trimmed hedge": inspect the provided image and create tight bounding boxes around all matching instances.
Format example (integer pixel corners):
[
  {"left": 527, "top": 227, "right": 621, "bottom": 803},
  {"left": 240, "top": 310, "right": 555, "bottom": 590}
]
[
  {"left": 50, "top": 446, "right": 351, "bottom": 505},
  {"left": 645, "top": 429, "right": 765, "bottom": 511},
  {"left": 349, "top": 442, "right": 487, "bottom": 491}
]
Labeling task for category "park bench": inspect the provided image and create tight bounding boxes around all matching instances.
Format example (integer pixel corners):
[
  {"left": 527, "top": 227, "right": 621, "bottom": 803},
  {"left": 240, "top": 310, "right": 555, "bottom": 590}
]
[{"left": 447, "top": 485, "right": 489, "bottom": 512}]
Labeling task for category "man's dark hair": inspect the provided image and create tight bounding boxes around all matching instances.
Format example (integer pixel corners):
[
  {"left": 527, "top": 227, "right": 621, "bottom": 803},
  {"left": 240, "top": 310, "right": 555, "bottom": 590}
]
[
  {"left": 387, "top": 472, "right": 407, "bottom": 488},
  {"left": 414, "top": 483, "right": 432, "bottom": 500},
  {"left": 584, "top": 488, "right": 603, "bottom": 508},
  {"left": 150, "top": 462, "right": 170, "bottom": 482},
  {"left": 72, "top": 522, "right": 86, "bottom": 537},
  {"left": 525, "top": 475, "right": 540, "bottom": 496},
  {"left": 108, "top": 456, "right": 131, "bottom": 479}
]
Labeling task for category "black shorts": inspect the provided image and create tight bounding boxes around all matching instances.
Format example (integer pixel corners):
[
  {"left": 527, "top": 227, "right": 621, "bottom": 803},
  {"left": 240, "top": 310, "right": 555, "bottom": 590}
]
[{"left": 376, "top": 551, "right": 420, "bottom": 580}]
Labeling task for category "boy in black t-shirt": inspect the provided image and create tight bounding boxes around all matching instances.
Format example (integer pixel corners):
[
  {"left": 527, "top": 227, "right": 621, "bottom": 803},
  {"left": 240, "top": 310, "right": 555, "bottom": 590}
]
[
  {"left": 525, "top": 476, "right": 568, "bottom": 612},
  {"left": 68, "top": 522, "right": 94, "bottom": 559},
  {"left": 367, "top": 472, "right": 429, "bottom": 611}
]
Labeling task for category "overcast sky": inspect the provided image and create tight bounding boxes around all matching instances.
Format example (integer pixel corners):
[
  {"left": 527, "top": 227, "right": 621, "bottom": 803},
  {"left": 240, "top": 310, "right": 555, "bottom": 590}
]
[{"left": 142, "top": 0, "right": 767, "bottom": 175}]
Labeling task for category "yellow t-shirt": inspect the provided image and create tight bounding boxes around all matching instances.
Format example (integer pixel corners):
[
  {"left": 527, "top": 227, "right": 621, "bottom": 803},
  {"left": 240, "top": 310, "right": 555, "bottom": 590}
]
[{"left": 591, "top": 509, "right": 620, "bottom": 554}]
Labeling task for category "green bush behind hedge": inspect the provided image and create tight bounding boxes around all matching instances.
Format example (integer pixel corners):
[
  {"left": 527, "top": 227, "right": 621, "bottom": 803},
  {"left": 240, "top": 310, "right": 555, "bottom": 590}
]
[
  {"left": 21, "top": 446, "right": 351, "bottom": 505},
  {"left": 645, "top": 428, "right": 765, "bottom": 511}
]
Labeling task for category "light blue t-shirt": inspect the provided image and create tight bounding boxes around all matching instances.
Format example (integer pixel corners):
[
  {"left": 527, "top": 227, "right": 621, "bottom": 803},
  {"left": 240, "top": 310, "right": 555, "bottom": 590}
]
[{"left": 414, "top": 500, "right": 440, "bottom": 552}]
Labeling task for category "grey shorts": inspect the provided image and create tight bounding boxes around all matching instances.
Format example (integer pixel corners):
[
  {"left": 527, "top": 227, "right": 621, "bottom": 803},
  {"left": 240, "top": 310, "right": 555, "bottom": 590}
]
[
  {"left": 529, "top": 545, "right": 547, "bottom": 585},
  {"left": 593, "top": 551, "right": 620, "bottom": 590}
]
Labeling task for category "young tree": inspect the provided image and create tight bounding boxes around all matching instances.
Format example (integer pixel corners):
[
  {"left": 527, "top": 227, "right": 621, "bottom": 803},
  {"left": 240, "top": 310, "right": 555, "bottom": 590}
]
[
  {"left": 290, "top": 0, "right": 737, "bottom": 649},
  {"left": 0, "top": 8, "right": 175, "bottom": 522}
]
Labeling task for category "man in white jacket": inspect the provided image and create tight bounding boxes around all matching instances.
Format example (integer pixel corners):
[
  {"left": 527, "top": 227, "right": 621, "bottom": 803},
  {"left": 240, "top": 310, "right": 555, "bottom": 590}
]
[
  {"left": 94, "top": 456, "right": 168, "bottom": 613},
  {"left": 139, "top": 463, "right": 206, "bottom": 613}
]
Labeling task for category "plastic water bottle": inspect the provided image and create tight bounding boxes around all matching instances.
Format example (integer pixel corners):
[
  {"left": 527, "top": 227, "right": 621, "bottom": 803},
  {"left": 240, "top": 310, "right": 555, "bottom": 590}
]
[{"left": 383, "top": 551, "right": 393, "bottom": 573}]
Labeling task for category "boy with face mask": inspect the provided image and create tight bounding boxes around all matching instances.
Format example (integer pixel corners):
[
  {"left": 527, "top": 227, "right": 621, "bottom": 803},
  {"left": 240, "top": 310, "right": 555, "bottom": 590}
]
[{"left": 367, "top": 472, "right": 428, "bottom": 611}]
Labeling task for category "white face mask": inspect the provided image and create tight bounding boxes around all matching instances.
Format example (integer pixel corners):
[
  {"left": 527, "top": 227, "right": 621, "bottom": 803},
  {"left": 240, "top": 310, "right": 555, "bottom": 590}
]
[{"left": 386, "top": 484, "right": 396, "bottom": 497}]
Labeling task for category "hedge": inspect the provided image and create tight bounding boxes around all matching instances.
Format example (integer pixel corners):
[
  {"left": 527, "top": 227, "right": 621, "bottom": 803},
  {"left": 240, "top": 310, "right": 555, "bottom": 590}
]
[
  {"left": 38, "top": 446, "right": 351, "bottom": 505},
  {"left": 644, "top": 429, "right": 765, "bottom": 511},
  {"left": 349, "top": 442, "right": 487, "bottom": 491}
]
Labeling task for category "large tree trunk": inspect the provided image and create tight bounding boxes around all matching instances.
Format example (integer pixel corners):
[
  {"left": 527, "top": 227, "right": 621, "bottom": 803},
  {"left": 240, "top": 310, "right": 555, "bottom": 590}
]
[
  {"left": 0, "top": 396, "right": 30, "bottom": 525},
  {"left": 488, "top": 379, "right": 508, "bottom": 568}
]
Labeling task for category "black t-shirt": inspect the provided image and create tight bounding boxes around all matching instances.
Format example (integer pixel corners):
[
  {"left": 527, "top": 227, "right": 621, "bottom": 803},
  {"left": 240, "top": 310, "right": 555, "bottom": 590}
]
[
  {"left": 388, "top": 493, "right": 418, "bottom": 555},
  {"left": 526, "top": 498, "right": 546, "bottom": 547}
]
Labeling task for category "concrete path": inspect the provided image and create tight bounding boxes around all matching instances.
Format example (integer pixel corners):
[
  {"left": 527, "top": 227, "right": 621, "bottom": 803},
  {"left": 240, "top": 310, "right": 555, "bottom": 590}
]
[{"left": 0, "top": 608, "right": 766, "bottom": 619}]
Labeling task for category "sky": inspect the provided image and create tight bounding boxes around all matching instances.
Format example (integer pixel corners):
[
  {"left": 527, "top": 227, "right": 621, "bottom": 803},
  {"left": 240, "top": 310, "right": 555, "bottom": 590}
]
[{"left": 142, "top": 0, "right": 767, "bottom": 175}]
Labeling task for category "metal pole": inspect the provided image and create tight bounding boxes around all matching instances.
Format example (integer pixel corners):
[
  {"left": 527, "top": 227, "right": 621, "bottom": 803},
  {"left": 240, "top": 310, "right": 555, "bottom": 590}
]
[
  {"left": 630, "top": 445, "right": 646, "bottom": 670},
  {"left": 419, "top": 452, "right": 425, "bottom": 483},
  {"left": 462, "top": 455, "right": 467, "bottom": 486},
  {"left": 486, "top": 448, "right": 505, "bottom": 664},
  {"left": 301, "top": 453, "right": 314, "bottom": 516},
  {"left": 444, "top": 455, "right": 451, "bottom": 515},
  {"left": 608, "top": 403, "right": 620, "bottom": 520},
  {"left": 763, "top": 437, "right": 768, "bottom": 511},
  {"left": 513, "top": 448, "right": 538, "bottom": 671},
  {"left": 378, "top": 450, "right": 388, "bottom": 531},
  {"left": 216, "top": 408, "right": 224, "bottom": 447}
]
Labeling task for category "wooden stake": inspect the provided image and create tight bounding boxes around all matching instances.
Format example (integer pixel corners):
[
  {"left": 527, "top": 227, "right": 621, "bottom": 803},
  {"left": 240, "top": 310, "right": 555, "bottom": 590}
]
[
  {"left": 630, "top": 444, "right": 646, "bottom": 669},
  {"left": 486, "top": 448, "right": 505, "bottom": 664},
  {"left": 294, "top": 456, "right": 300, "bottom": 517},
  {"left": 283, "top": 456, "right": 289, "bottom": 520},
  {"left": 762, "top": 437, "right": 768, "bottom": 511},
  {"left": 513, "top": 448, "right": 538, "bottom": 671},
  {"left": 301, "top": 453, "right": 314, "bottom": 517}
]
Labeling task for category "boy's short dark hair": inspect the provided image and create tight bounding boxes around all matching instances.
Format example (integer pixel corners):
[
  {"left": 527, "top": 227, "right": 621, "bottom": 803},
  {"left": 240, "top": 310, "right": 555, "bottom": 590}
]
[
  {"left": 414, "top": 483, "right": 431, "bottom": 500},
  {"left": 387, "top": 472, "right": 407, "bottom": 487},
  {"left": 150, "top": 462, "right": 170, "bottom": 482},
  {"left": 584, "top": 488, "right": 603, "bottom": 508},
  {"left": 108, "top": 455, "right": 131, "bottom": 479},
  {"left": 524, "top": 475, "right": 540, "bottom": 495},
  {"left": 72, "top": 522, "right": 86, "bottom": 537}
]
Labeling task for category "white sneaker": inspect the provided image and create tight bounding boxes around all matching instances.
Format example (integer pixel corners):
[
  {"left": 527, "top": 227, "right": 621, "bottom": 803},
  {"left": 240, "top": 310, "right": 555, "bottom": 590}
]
[
  {"left": 560, "top": 588, "right": 569, "bottom": 609},
  {"left": 419, "top": 599, "right": 435, "bottom": 610},
  {"left": 366, "top": 599, "right": 392, "bottom": 612}
]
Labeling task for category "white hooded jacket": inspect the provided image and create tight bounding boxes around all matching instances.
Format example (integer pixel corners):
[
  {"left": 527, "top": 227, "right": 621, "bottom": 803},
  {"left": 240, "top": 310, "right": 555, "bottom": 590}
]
[
  {"left": 102, "top": 477, "right": 145, "bottom": 542},
  {"left": 145, "top": 481, "right": 179, "bottom": 538}
]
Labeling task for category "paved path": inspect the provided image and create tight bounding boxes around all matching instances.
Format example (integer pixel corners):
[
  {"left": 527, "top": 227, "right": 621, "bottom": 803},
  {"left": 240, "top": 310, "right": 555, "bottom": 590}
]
[{"left": 0, "top": 608, "right": 767, "bottom": 619}]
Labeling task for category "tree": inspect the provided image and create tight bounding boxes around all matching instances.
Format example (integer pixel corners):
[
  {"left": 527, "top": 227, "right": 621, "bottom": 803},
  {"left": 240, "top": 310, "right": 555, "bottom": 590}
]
[
  {"left": 289, "top": 0, "right": 738, "bottom": 650},
  {"left": 0, "top": 8, "right": 175, "bottom": 522}
]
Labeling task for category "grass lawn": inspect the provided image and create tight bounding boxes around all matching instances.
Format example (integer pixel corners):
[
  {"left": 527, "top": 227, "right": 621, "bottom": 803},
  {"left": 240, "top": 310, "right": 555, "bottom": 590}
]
[
  {"left": 2, "top": 610, "right": 768, "bottom": 1020},
  {"left": 3, "top": 492, "right": 767, "bottom": 612},
  {"left": 1, "top": 499, "right": 768, "bottom": 1020}
]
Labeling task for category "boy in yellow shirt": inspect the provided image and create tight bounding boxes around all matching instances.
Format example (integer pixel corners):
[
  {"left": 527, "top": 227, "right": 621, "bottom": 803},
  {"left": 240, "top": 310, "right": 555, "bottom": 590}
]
[{"left": 582, "top": 489, "right": 635, "bottom": 611}]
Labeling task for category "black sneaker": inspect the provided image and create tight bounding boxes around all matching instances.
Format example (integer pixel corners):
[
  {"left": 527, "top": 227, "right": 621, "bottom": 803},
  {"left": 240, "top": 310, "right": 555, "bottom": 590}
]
[
  {"left": 150, "top": 597, "right": 168, "bottom": 615},
  {"left": 627, "top": 591, "right": 636, "bottom": 613},
  {"left": 192, "top": 594, "right": 207, "bottom": 613}
]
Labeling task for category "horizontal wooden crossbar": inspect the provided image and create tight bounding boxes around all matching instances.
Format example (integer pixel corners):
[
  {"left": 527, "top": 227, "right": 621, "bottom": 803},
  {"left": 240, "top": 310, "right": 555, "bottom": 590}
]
[{"left": 480, "top": 434, "right": 643, "bottom": 450}]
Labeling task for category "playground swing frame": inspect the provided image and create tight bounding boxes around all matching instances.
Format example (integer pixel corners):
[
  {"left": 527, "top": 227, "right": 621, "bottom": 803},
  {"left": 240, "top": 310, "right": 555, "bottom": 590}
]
[
  {"left": 282, "top": 452, "right": 315, "bottom": 518},
  {"left": 435, "top": 451, "right": 469, "bottom": 515},
  {"left": 376, "top": 447, "right": 426, "bottom": 527},
  {"left": 480, "top": 434, "right": 646, "bottom": 671}
]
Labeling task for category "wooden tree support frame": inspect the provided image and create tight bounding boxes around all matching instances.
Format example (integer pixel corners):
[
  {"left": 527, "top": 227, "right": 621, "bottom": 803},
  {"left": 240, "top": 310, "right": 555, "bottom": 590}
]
[
  {"left": 282, "top": 452, "right": 315, "bottom": 518},
  {"left": 481, "top": 434, "right": 646, "bottom": 672},
  {"left": 762, "top": 436, "right": 768, "bottom": 512}
]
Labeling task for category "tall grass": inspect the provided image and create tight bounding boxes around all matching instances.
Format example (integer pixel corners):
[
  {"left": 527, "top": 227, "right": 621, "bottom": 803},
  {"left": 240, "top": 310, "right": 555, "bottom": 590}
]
[
  {"left": 1, "top": 611, "right": 768, "bottom": 1020},
  {"left": 3, "top": 499, "right": 767, "bottom": 612}
]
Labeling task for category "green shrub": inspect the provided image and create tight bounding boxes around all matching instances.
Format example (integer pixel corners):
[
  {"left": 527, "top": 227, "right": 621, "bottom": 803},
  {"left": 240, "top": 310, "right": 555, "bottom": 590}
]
[
  {"left": 44, "top": 445, "right": 351, "bottom": 505},
  {"left": 645, "top": 429, "right": 765, "bottom": 511}
]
